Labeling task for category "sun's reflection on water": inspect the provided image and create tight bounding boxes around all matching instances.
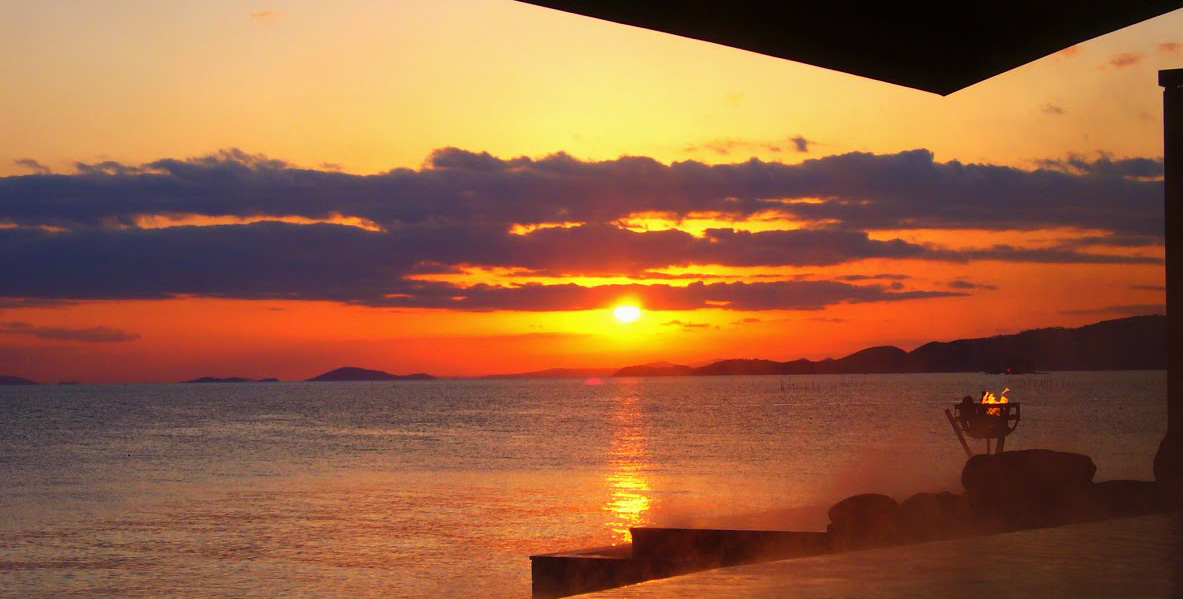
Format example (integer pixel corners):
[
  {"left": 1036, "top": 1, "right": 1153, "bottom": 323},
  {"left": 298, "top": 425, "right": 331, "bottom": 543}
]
[{"left": 604, "top": 386, "right": 653, "bottom": 542}]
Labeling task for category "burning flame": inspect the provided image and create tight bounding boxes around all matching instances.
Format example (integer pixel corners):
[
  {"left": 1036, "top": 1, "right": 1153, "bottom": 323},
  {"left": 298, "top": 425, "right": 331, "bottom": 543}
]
[{"left": 981, "top": 387, "right": 1010, "bottom": 416}]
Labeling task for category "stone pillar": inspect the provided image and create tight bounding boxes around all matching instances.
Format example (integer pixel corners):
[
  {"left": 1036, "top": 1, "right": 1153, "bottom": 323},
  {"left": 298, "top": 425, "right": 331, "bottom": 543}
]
[{"left": 1156, "top": 68, "right": 1183, "bottom": 503}]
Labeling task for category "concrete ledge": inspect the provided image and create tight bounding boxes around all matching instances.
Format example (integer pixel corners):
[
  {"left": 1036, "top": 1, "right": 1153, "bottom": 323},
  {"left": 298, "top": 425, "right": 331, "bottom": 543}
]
[
  {"left": 530, "top": 544, "right": 681, "bottom": 599},
  {"left": 580, "top": 514, "right": 1183, "bottom": 599},
  {"left": 531, "top": 529, "right": 831, "bottom": 598},
  {"left": 631, "top": 528, "right": 830, "bottom": 567}
]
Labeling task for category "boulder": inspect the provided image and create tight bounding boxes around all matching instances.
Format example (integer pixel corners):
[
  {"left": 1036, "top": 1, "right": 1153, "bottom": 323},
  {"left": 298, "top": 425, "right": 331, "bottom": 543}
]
[
  {"left": 827, "top": 493, "right": 900, "bottom": 548},
  {"left": 961, "top": 449, "right": 1097, "bottom": 529},
  {"left": 897, "top": 491, "right": 974, "bottom": 541}
]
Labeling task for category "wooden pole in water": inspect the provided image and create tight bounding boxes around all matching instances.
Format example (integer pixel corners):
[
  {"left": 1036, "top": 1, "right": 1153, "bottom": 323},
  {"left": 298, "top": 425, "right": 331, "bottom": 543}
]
[{"left": 945, "top": 408, "right": 973, "bottom": 458}]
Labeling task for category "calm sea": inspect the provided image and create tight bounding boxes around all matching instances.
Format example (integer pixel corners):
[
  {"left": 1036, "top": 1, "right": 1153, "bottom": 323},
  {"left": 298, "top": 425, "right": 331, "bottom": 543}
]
[{"left": 0, "top": 372, "right": 1166, "bottom": 598}]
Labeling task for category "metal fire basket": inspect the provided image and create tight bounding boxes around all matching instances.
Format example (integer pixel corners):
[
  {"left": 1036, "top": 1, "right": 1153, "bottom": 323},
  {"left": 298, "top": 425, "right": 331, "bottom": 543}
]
[{"left": 945, "top": 402, "right": 1020, "bottom": 456}]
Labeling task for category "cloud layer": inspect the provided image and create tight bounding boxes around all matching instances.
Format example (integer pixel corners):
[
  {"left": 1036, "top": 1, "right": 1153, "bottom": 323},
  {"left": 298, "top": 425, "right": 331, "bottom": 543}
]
[
  {"left": 0, "top": 148, "right": 1163, "bottom": 310},
  {"left": 0, "top": 322, "right": 140, "bottom": 343}
]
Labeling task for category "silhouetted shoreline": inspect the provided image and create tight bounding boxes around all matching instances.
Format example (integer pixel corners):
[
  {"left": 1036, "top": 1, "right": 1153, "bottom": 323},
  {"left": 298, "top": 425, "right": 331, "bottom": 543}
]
[
  {"left": 0, "top": 315, "right": 1164, "bottom": 385},
  {"left": 490, "top": 314, "right": 1166, "bottom": 379}
]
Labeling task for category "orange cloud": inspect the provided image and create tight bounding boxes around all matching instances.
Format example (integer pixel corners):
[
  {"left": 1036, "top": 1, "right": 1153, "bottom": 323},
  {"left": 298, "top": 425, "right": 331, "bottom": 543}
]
[
  {"left": 1108, "top": 52, "right": 1142, "bottom": 68},
  {"left": 0, "top": 321, "right": 140, "bottom": 343},
  {"left": 684, "top": 135, "right": 812, "bottom": 156},
  {"left": 133, "top": 212, "right": 383, "bottom": 232}
]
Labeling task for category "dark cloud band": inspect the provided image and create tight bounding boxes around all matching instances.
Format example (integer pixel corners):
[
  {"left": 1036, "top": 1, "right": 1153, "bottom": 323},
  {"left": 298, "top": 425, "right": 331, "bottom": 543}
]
[
  {"left": 0, "top": 147, "right": 1163, "bottom": 237},
  {"left": 0, "top": 219, "right": 1151, "bottom": 310}
]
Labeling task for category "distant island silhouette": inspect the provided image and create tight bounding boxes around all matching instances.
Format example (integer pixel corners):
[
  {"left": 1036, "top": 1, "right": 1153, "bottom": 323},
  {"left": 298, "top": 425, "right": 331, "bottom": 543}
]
[
  {"left": 307, "top": 366, "right": 437, "bottom": 382},
  {"left": 614, "top": 362, "right": 696, "bottom": 377},
  {"left": 607, "top": 315, "right": 1166, "bottom": 378},
  {"left": 184, "top": 376, "right": 280, "bottom": 383},
  {"left": 0, "top": 375, "right": 38, "bottom": 385},
  {"left": 484, "top": 367, "right": 617, "bottom": 379}
]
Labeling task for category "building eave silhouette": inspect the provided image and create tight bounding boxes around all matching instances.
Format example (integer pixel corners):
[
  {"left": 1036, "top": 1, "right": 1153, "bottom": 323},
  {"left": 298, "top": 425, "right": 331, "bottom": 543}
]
[{"left": 516, "top": 1, "right": 1180, "bottom": 95}]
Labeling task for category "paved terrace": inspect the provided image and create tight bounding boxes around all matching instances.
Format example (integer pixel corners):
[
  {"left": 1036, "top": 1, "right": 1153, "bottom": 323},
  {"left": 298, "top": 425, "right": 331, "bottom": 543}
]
[{"left": 583, "top": 514, "right": 1182, "bottom": 599}]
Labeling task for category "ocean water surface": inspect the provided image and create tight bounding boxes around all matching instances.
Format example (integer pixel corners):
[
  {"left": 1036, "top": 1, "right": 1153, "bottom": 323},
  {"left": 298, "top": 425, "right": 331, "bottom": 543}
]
[{"left": 0, "top": 372, "right": 1166, "bottom": 598}]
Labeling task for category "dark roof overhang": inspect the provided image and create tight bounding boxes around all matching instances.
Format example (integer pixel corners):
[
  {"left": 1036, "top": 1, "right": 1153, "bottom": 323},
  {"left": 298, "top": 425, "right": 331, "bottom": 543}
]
[{"left": 515, "top": 1, "right": 1182, "bottom": 94}]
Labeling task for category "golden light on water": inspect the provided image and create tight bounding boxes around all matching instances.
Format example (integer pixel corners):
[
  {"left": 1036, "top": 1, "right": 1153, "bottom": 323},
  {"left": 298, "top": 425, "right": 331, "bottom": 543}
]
[{"left": 604, "top": 389, "right": 653, "bottom": 542}]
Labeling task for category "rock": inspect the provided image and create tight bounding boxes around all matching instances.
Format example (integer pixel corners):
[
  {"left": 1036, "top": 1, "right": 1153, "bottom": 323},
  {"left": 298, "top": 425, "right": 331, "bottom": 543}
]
[
  {"left": 826, "top": 493, "right": 900, "bottom": 548},
  {"left": 897, "top": 491, "right": 974, "bottom": 541},
  {"left": 961, "top": 449, "right": 1096, "bottom": 529}
]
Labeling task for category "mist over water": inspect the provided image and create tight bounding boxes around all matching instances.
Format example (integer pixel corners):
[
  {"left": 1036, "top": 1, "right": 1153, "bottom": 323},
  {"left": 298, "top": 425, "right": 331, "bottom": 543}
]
[{"left": 0, "top": 372, "right": 1165, "bottom": 598}]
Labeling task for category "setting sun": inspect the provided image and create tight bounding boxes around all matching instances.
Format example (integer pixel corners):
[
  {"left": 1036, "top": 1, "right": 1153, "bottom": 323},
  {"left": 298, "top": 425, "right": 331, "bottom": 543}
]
[{"left": 613, "top": 305, "right": 642, "bottom": 324}]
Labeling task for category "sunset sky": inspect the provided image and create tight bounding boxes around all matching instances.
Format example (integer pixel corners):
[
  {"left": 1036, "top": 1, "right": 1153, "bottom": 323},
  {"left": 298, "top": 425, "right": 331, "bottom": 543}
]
[{"left": 0, "top": 1, "right": 1178, "bottom": 383}]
